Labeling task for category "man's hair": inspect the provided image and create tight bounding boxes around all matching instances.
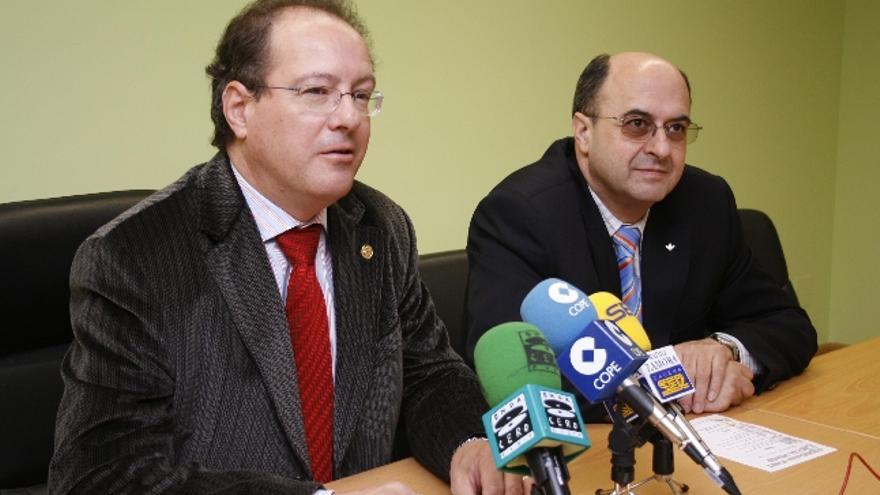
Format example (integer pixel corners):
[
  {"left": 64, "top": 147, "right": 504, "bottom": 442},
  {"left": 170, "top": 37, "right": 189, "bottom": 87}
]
[
  {"left": 571, "top": 53, "right": 692, "bottom": 117},
  {"left": 205, "top": 0, "right": 372, "bottom": 150}
]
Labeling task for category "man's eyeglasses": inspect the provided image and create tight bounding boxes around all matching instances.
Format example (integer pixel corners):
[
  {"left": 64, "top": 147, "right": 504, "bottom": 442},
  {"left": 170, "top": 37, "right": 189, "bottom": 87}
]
[
  {"left": 588, "top": 114, "right": 702, "bottom": 144},
  {"left": 254, "top": 85, "right": 383, "bottom": 117}
]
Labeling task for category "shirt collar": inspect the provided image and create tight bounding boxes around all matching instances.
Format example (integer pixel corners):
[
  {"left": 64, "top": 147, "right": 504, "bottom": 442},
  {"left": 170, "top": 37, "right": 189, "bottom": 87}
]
[
  {"left": 230, "top": 161, "right": 328, "bottom": 242},
  {"left": 587, "top": 185, "right": 649, "bottom": 238}
]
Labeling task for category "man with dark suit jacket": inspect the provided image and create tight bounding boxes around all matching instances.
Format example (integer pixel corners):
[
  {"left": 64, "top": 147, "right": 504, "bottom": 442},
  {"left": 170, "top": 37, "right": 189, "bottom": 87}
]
[
  {"left": 49, "top": 1, "right": 521, "bottom": 494},
  {"left": 466, "top": 52, "right": 816, "bottom": 416}
]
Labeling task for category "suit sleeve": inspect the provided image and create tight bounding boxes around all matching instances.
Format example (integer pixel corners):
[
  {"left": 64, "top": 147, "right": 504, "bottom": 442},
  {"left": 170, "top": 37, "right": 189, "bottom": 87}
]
[
  {"left": 389, "top": 206, "right": 490, "bottom": 482},
  {"left": 464, "top": 188, "right": 551, "bottom": 362},
  {"left": 708, "top": 185, "right": 817, "bottom": 392},
  {"left": 48, "top": 236, "right": 322, "bottom": 495}
]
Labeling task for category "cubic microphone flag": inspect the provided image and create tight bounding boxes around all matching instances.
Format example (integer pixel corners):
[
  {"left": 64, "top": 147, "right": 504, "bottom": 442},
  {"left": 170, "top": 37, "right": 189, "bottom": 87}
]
[{"left": 483, "top": 384, "right": 590, "bottom": 473}]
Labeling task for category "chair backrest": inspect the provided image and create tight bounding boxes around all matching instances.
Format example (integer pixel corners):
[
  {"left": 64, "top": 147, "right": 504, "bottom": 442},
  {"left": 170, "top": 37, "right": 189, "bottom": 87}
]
[
  {"left": 0, "top": 190, "right": 152, "bottom": 490},
  {"left": 737, "top": 208, "right": 799, "bottom": 303},
  {"left": 417, "top": 249, "right": 469, "bottom": 359}
]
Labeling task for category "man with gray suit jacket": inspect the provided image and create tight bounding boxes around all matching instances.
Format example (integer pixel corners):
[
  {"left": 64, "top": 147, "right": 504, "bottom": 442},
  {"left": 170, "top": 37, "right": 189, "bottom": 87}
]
[{"left": 49, "top": 1, "right": 520, "bottom": 494}]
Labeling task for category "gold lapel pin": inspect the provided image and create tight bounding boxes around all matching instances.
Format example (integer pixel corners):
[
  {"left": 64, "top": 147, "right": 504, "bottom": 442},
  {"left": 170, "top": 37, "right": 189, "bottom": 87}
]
[{"left": 360, "top": 243, "right": 374, "bottom": 260}]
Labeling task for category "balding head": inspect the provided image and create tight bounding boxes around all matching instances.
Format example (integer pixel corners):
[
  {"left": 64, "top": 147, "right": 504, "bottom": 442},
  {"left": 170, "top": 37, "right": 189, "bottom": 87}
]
[{"left": 572, "top": 52, "right": 691, "bottom": 117}]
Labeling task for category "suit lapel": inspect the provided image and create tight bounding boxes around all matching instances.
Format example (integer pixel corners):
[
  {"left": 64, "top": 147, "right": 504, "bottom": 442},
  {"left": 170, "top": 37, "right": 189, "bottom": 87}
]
[
  {"left": 326, "top": 191, "right": 382, "bottom": 471},
  {"left": 196, "top": 156, "right": 311, "bottom": 472},
  {"left": 641, "top": 211, "right": 690, "bottom": 347},
  {"left": 580, "top": 200, "right": 620, "bottom": 295},
  {"left": 567, "top": 154, "right": 620, "bottom": 295}
]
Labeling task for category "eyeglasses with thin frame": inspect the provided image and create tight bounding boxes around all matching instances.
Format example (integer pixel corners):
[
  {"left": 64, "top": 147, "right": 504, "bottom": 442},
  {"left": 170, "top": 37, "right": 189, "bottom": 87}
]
[
  {"left": 587, "top": 114, "right": 703, "bottom": 144},
  {"left": 254, "top": 85, "right": 383, "bottom": 117}
]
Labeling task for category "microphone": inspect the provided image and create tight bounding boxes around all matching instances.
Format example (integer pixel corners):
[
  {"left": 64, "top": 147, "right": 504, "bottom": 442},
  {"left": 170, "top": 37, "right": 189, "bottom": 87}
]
[
  {"left": 589, "top": 291, "right": 696, "bottom": 403},
  {"left": 474, "top": 321, "right": 591, "bottom": 495},
  {"left": 519, "top": 278, "right": 599, "bottom": 354},
  {"left": 522, "top": 281, "right": 741, "bottom": 495},
  {"left": 588, "top": 291, "right": 651, "bottom": 352},
  {"left": 589, "top": 291, "right": 742, "bottom": 495}
]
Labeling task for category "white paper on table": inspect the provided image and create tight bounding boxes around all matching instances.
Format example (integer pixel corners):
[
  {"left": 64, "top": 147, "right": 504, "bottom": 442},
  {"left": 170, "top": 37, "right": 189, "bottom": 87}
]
[{"left": 690, "top": 414, "right": 836, "bottom": 472}]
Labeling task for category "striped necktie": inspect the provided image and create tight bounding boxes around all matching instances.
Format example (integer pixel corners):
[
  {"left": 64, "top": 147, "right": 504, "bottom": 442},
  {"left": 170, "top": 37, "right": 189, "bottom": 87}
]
[
  {"left": 276, "top": 225, "right": 334, "bottom": 483},
  {"left": 613, "top": 225, "right": 642, "bottom": 321}
]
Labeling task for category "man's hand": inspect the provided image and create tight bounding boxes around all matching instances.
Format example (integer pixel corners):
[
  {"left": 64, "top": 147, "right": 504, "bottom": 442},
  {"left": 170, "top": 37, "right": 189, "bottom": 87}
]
[
  {"left": 675, "top": 338, "right": 755, "bottom": 413},
  {"left": 449, "top": 438, "right": 529, "bottom": 495}
]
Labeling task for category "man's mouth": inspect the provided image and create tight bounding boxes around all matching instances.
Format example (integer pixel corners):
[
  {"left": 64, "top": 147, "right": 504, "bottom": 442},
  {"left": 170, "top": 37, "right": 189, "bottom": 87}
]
[{"left": 320, "top": 145, "right": 355, "bottom": 158}]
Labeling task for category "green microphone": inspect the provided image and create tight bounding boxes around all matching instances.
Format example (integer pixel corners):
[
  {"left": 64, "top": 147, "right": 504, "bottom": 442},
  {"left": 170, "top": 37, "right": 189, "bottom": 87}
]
[
  {"left": 473, "top": 321, "right": 561, "bottom": 405},
  {"left": 474, "top": 321, "right": 590, "bottom": 495}
]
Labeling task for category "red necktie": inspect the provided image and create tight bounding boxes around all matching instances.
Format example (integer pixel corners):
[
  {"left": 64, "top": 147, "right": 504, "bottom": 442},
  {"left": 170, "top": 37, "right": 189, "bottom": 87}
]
[{"left": 276, "top": 225, "right": 334, "bottom": 483}]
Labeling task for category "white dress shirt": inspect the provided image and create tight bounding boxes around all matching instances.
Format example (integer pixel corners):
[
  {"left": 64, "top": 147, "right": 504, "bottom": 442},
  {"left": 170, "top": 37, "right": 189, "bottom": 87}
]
[{"left": 231, "top": 163, "right": 338, "bottom": 378}]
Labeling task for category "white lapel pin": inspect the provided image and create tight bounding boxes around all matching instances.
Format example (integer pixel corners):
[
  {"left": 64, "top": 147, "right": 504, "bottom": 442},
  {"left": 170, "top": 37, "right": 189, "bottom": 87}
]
[{"left": 665, "top": 243, "right": 676, "bottom": 252}]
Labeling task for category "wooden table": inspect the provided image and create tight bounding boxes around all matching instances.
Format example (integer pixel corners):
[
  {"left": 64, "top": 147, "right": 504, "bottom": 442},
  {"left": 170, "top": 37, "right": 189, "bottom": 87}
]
[{"left": 329, "top": 337, "right": 880, "bottom": 493}]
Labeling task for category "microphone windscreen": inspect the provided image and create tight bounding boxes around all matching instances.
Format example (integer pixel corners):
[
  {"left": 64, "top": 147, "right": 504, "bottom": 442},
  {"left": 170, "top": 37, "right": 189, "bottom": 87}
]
[
  {"left": 520, "top": 278, "right": 598, "bottom": 354},
  {"left": 588, "top": 291, "right": 652, "bottom": 351},
  {"left": 474, "top": 321, "right": 561, "bottom": 405}
]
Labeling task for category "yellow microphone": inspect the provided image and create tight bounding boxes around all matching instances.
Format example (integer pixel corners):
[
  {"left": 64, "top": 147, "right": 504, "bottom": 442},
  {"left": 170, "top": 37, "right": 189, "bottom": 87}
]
[{"left": 587, "top": 291, "right": 652, "bottom": 352}]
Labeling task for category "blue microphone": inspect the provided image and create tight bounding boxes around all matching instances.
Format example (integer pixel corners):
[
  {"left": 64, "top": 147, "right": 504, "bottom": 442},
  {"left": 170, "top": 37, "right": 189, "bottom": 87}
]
[
  {"left": 520, "top": 279, "right": 648, "bottom": 402},
  {"left": 520, "top": 278, "right": 599, "bottom": 355},
  {"left": 521, "top": 280, "right": 742, "bottom": 495}
]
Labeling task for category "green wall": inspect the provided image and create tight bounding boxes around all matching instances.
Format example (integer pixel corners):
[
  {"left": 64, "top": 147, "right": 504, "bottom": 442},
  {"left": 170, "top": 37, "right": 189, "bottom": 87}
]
[
  {"left": 830, "top": 0, "right": 880, "bottom": 344},
  {"left": 2, "top": 1, "right": 876, "bottom": 344}
]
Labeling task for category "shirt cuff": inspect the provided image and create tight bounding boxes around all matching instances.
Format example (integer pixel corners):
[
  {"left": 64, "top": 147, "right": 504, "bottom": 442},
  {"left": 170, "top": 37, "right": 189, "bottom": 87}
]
[
  {"left": 454, "top": 435, "right": 488, "bottom": 455},
  {"left": 714, "top": 332, "right": 764, "bottom": 375}
]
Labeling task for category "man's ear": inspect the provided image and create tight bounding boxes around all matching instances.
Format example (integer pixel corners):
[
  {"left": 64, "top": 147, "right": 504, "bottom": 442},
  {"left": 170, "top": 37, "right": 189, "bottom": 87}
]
[
  {"left": 572, "top": 112, "right": 592, "bottom": 155},
  {"left": 222, "top": 81, "right": 252, "bottom": 140}
]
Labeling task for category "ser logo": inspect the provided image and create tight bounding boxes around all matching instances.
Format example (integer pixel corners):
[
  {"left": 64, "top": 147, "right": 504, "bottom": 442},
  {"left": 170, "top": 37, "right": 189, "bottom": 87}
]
[
  {"left": 603, "top": 320, "right": 634, "bottom": 347},
  {"left": 657, "top": 373, "right": 689, "bottom": 397},
  {"left": 604, "top": 301, "right": 630, "bottom": 323}
]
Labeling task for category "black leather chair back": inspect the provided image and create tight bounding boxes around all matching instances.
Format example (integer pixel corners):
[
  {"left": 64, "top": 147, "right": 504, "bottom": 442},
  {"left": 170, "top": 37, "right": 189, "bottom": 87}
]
[
  {"left": 418, "top": 249, "right": 469, "bottom": 358},
  {"left": 0, "top": 190, "right": 152, "bottom": 491},
  {"left": 738, "top": 208, "right": 799, "bottom": 303}
]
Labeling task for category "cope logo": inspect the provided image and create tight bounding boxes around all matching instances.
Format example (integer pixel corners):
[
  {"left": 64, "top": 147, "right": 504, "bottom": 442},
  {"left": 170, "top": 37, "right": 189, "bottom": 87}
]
[
  {"left": 519, "top": 331, "right": 558, "bottom": 375},
  {"left": 548, "top": 281, "right": 579, "bottom": 304},
  {"left": 568, "top": 336, "right": 607, "bottom": 375},
  {"left": 548, "top": 281, "right": 593, "bottom": 317}
]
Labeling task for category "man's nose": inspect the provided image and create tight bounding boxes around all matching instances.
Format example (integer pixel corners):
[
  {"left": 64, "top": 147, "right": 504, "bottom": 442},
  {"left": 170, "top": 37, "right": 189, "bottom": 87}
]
[
  {"left": 327, "top": 93, "right": 363, "bottom": 129},
  {"left": 643, "top": 125, "right": 673, "bottom": 158}
]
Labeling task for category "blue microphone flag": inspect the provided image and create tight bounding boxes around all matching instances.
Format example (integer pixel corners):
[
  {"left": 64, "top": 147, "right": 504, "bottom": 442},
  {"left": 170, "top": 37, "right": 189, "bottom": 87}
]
[{"left": 557, "top": 320, "right": 648, "bottom": 403}]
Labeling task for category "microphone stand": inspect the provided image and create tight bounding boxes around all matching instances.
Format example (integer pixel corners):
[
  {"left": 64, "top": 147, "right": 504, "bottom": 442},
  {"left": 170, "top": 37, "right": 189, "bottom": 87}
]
[
  {"left": 627, "top": 432, "right": 689, "bottom": 494},
  {"left": 596, "top": 408, "right": 643, "bottom": 495},
  {"left": 526, "top": 446, "right": 572, "bottom": 495},
  {"left": 597, "top": 419, "right": 689, "bottom": 495}
]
